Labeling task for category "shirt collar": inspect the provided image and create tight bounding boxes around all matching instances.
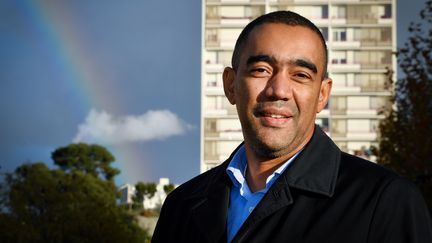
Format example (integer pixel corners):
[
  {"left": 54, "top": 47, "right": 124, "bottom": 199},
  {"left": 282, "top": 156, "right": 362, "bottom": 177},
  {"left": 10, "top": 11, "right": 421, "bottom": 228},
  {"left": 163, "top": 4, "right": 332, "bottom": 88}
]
[
  {"left": 226, "top": 145, "right": 247, "bottom": 188},
  {"left": 226, "top": 144, "right": 302, "bottom": 193}
]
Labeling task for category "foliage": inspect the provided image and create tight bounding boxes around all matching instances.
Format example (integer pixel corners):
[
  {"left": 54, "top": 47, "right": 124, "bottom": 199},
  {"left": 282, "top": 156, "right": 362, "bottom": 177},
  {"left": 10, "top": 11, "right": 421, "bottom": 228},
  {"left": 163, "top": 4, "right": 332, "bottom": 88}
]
[
  {"left": 0, "top": 144, "right": 150, "bottom": 242},
  {"left": 163, "top": 183, "right": 175, "bottom": 195},
  {"left": 132, "top": 182, "right": 157, "bottom": 210},
  {"left": 378, "top": 1, "right": 432, "bottom": 209},
  {"left": 52, "top": 143, "right": 120, "bottom": 181}
]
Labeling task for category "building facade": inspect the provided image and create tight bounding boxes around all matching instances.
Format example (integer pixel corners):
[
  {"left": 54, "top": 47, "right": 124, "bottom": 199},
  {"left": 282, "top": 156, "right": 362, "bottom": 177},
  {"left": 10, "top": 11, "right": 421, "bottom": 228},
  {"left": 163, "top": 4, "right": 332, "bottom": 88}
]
[
  {"left": 200, "top": 0, "right": 397, "bottom": 172},
  {"left": 119, "top": 178, "right": 174, "bottom": 209}
]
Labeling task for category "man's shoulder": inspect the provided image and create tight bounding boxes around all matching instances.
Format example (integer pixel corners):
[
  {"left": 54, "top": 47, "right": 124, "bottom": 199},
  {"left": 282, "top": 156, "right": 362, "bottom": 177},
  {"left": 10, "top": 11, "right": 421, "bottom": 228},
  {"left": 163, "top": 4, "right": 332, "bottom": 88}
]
[
  {"left": 340, "top": 152, "right": 395, "bottom": 178},
  {"left": 165, "top": 163, "right": 228, "bottom": 203},
  {"left": 338, "top": 152, "right": 415, "bottom": 189}
]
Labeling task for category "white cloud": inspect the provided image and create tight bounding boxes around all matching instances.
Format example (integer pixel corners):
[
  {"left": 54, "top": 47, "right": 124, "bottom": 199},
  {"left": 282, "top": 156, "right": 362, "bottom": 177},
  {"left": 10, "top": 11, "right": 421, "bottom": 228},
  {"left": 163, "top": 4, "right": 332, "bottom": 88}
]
[{"left": 73, "top": 109, "right": 193, "bottom": 144}]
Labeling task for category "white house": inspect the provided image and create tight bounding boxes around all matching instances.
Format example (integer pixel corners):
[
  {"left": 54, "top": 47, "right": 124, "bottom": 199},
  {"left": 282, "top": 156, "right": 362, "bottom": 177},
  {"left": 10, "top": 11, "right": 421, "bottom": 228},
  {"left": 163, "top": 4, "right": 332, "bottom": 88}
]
[{"left": 119, "top": 178, "right": 175, "bottom": 209}]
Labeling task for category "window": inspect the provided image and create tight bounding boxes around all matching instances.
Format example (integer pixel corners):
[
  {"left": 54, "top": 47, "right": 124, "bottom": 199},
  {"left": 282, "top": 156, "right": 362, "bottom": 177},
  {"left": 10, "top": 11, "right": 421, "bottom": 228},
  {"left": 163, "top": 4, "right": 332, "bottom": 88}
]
[{"left": 322, "top": 5, "right": 329, "bottom": 19}]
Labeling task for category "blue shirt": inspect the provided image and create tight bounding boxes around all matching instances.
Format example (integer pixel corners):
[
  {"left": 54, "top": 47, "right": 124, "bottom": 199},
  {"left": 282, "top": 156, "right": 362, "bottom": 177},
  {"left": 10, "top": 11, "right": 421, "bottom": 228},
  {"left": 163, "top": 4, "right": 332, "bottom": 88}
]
[{"left": 226, "top": 145, "right": 301, "bottom": 242}]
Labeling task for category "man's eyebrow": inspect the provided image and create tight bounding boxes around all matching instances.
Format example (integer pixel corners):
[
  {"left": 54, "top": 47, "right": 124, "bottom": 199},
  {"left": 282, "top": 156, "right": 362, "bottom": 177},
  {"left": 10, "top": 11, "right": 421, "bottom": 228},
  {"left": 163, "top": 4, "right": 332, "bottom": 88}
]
[
  {"left": 246, "top": 55, "right": 276, "bottom": 66},
  {"left": 246, "top": 55, "right": 318, "bottom": 74},
  {"left": 294, "top": 59, "right": 318, "bottom": 74}
]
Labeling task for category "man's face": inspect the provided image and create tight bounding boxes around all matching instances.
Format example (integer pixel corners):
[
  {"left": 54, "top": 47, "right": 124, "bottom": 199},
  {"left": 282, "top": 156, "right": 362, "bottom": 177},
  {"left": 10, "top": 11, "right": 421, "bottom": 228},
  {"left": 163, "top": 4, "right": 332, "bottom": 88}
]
[{"left": 223, "top": 23, "right": 332, "bottom": 159}]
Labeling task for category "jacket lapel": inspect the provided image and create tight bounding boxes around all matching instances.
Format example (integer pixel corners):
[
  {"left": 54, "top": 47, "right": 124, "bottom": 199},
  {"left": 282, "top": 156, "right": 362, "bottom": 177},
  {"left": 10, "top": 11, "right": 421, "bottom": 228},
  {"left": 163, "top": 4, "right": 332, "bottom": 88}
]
[{"left": 233, "top": 126, "right": 341, "bottom": 242}]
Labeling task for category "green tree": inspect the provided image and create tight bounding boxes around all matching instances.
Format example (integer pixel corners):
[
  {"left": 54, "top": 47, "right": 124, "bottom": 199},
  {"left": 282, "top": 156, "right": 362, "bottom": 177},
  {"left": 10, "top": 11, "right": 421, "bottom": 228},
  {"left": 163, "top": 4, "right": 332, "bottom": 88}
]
[
  {"left": 52, "top": 143, "right": 120, "bottom": 181},
  {"left": 132, "top": 182, "right": 157, "bottom": 210},
  {"left": 163, "top": 183, "right": 175, "bottom": 195},
  {"left": 378, "top": 1, "right": 432, "bottom": 209},
  {"left": 0, "top": 144, "right": 150, "bottom": 242}
]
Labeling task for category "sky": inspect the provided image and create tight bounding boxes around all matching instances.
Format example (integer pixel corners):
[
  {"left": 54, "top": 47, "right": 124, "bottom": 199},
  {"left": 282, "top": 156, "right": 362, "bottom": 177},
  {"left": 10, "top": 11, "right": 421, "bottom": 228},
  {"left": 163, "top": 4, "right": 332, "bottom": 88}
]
[{"left": 0, "top": 0, "right": 427, "bottom": 185}]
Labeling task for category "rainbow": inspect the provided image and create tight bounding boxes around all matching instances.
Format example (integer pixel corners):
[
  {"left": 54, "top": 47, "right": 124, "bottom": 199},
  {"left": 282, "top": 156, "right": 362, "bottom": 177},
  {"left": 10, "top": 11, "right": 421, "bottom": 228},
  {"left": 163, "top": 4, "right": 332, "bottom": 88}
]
[{"left": 17, "top": 0, "right": 152, "bottom": 184}]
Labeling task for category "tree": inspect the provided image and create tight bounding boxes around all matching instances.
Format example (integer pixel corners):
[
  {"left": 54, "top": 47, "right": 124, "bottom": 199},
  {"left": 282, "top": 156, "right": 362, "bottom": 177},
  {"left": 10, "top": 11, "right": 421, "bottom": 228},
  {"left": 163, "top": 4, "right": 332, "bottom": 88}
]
[
  {"left": 163, "top": 183, "right": 175, "bottom": 195},
  {"left": 0, "top": 144, "right": 150, "bottom": 242},
  {"left": 132, "top": 182, "right": 157, "bottom": 210},
  {"left": 378, "top": 1, "right": 432, "bottom": 209},
  {"left": 52, "top": 143, "right": 120, "bottom": 181}
]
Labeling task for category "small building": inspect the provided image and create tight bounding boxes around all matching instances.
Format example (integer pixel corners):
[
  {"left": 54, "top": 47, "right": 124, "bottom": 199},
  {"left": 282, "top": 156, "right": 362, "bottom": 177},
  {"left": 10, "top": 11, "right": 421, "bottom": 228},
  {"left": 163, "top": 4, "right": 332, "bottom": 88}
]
[{"left": 119, "top": 178, "right": 175, "bottom": 209}]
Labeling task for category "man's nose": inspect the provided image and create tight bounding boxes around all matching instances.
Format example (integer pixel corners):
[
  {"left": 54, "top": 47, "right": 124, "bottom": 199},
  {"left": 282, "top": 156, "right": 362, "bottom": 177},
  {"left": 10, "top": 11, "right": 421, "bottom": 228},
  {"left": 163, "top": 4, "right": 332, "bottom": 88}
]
[{"left": 264, "top": 71, "right": 292, "bottom": 101}]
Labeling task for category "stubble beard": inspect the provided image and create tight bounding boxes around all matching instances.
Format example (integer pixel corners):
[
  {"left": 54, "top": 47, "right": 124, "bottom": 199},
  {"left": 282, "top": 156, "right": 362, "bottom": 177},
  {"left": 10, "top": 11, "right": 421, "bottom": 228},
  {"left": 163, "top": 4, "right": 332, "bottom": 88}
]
[
  {"left": 244, "top": 101, "right": 299, "bottom": 159},
  {"left": 243, "top": 125, "right": 294, "bottom": 159}
]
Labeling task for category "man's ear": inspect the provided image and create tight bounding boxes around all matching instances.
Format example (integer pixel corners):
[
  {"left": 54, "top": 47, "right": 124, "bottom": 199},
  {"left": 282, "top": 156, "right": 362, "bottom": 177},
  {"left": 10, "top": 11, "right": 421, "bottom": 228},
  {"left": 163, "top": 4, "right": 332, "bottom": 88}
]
[
  {"left": 317, "top": 78, "right": 332, "bottom": 113},
  {"left": 223, "top": 67, "right": 236, "bottom": 105}
]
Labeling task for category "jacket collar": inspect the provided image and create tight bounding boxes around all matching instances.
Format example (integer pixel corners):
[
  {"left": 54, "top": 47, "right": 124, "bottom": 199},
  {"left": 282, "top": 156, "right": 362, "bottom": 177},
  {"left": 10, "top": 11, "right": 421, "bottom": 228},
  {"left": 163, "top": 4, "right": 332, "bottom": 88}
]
[
  {"left": 187, "top": 126, "right": 341, "bottom": 242},
  {"left": 282, "top": 125, "right": 341, "bottom": 197},
  {"left": 234, "top": 126, "right": 341, "bottom": 241}
]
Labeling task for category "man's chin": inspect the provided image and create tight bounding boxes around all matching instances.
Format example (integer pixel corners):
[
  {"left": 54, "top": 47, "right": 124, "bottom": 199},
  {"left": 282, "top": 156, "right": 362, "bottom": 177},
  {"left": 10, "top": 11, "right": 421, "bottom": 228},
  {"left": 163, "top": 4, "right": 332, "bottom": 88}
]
[{"left": 250, "top": 141, "right": 291, "bottom": 159}]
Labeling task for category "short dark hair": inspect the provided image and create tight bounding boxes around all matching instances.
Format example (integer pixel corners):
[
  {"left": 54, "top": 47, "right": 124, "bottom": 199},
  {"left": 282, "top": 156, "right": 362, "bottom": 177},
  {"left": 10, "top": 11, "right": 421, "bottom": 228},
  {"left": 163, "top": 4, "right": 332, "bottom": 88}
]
[{"left": 231, "top": 11, "right": 328, "bottom": 79}]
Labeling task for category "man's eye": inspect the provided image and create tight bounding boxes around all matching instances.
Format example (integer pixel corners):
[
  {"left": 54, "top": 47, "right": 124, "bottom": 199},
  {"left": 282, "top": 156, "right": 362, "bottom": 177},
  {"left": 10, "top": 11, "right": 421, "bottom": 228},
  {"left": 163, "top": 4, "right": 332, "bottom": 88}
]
[
  {"left": 252, "top": 68, "right": 265, "bottom": 72},
  {"left": 294, "top": 73, "right": 311, "bottom": 79},
  {"left": 250, "top": 68, "right": 270, "bottom": 76}
]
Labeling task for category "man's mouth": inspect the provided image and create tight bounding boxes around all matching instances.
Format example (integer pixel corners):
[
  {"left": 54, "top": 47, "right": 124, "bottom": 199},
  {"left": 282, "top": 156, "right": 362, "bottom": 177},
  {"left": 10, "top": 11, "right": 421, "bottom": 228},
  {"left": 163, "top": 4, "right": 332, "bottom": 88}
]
[
  {"left": 255, "top": 110, "right": 293, "bottom": 127},
  {"left": 263, "top": 113, "right": 289, "bottom": 119}
]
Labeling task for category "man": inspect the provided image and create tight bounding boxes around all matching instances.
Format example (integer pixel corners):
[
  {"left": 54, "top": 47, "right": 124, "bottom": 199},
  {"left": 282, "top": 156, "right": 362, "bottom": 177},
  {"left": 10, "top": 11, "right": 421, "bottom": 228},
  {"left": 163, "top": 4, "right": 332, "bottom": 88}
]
[{"left": 152, "top": 11, "right": 432, "bottom": 242}]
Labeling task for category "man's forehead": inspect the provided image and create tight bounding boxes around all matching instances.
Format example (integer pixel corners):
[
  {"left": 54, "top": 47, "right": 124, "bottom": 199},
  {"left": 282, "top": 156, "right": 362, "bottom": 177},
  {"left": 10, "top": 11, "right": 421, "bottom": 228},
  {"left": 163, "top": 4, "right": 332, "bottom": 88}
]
[
  {"left": 240, "top": 23, "right": 326, "bottom": 71},
  {"left": 248, "top": 23, "right": 317, "bottom": 42},
  {"left": 244, "top": 24, "right": 322, "bottom": 55}
]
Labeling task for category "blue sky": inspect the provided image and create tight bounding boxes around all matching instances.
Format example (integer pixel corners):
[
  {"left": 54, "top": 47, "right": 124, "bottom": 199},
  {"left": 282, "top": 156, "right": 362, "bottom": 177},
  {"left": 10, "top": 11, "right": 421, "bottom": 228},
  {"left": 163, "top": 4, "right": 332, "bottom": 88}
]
[{"left": 0, "top": 0, "right": 426, "bottom": 185}]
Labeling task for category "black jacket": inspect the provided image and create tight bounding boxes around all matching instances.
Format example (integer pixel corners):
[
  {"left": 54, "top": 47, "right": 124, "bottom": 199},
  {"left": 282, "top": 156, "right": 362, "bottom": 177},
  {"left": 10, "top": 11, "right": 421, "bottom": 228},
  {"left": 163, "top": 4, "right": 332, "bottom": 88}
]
[{"left": 152, "top": 127, "right": 432, "bottom": 242}]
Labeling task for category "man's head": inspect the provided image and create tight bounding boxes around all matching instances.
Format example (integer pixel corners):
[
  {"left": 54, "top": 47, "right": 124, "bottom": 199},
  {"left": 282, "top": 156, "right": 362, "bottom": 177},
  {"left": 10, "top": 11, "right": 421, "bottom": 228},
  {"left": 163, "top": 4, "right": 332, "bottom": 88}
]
[
  {"left": 232, "top": 11, "right": 328, "bottom": 80},
  {"left": 223, "top": 11, "right": 332, "bottom": 161}
]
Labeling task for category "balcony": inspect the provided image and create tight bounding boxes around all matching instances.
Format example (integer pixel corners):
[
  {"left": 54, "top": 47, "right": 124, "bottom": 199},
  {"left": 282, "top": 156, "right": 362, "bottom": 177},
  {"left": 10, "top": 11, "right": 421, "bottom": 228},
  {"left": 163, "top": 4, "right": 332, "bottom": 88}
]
[
  {"left": 355, "top": 79, "right": 391, "bottom": 92},
  {"left": 346, "top": 109, "right": 377, "bottom": 115},
  {"left": 207, "top": 0, "right": 265, "bottom": 4},
  {"left": 332, "top": 9, "right": 392, "bottom": 26},
  {"left": 205, "top": 130, "right": 243, "bottom": 140},
  {"left": 331, "top": 85, "right": 361, "bottom": 94},
  {"left": 377, "top": 17, "right": 392, "bottom": 24},
  {"left": 359, "top": 0, "right": 392, "bottom": 2},
  {"left": 207, "top": 16, "right": 254, "bottom": 27},
  {"left": 204, "top": 105, "right": 237, "bottom": 116},
  {"left": 204, "top": 153, "right": 232, "bottom": 162},
  {"left": 330, "top": 58, "right": 391, "bottom": 72},
  {"left": 205, "top": 86, "right": 224, "bottom": 96},
  {"left": 359, "top": 39, "right": 392, "bottom": 47},
  {"left": 204, "top": 140, "right": 242, "bottom": 162},
  {"left": 318, "top": 108, "right": 330, "bottom": 116},
  {"left": 203, "top": 161, "right": 221, "bottom": 171},
  {"left": 332, "top": 0, "right": 359, "bottom": 2},
  {"left": 270, "top": 0, "right": 330, "bottom": 4},
  {"left": 332, "top": 84, "right": 389, "bottom": 93},
  {"left": 346, "top": 131, "right": 377, "bottom": 140},
  {"left": 359, "top": 61, "right": 392, "bottom": 69},
  {"left": 332, "top": 40, "right": 361, "bottom": 49},
  {"left": 329, "top": 63, "right": 361, "bottom": 72},
  {"left": 330, "top": 131, "right": 377, "bottom": 140},
  {"left": 205, "top": 63, "right": 224, "bottom": 73}
]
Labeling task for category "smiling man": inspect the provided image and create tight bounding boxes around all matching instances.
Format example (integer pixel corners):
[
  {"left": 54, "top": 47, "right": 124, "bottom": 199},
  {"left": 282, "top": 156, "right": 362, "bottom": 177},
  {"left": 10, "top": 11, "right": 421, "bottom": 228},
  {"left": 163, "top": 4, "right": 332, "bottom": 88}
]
[{"left": 152, "top": 11, "right": 432, "bottom": 243}]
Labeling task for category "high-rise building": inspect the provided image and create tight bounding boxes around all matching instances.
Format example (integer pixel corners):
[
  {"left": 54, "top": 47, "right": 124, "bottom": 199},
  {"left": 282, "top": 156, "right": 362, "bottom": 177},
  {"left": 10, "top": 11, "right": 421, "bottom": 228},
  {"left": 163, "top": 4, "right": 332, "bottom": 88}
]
[{"left": 200, "top": 0, "right": 396, "bottom": 172}]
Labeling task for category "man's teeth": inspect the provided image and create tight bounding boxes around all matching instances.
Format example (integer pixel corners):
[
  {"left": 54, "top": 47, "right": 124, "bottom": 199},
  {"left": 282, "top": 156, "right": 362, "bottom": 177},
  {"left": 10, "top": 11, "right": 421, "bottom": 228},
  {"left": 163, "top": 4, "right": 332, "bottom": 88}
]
[{"left": 269, "top": 114, "right": 285, "bottom": 118}]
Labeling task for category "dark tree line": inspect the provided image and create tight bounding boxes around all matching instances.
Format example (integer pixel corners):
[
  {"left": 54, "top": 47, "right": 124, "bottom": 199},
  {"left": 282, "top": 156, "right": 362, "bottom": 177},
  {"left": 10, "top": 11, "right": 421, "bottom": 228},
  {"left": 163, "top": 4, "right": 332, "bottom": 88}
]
[
  {"left": 0, "top": 143, "right": 149, "bottom": 243},
  {"left": 378, "top": 1, "right": 432, "bottom": 209}
]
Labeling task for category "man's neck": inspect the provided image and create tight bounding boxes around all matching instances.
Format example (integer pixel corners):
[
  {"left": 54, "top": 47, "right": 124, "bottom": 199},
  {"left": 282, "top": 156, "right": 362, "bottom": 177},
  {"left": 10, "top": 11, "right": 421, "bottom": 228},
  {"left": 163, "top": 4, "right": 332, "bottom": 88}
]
[
  {"left": 245, "top": 140, "right": 306, "bottom": 192},
  {"left": 244, "top": 148, "right": 299, "bottom": 193},
  {"left": 245, "top": 159, "right": 281, "bottom": 193}
]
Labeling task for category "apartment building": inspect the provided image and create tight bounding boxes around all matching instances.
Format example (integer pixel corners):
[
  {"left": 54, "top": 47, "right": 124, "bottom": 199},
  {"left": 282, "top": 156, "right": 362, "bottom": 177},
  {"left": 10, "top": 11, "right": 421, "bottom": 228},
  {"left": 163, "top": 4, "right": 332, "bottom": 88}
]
[{"left": 200, "top": 0, "right": 396, "bottom": 172}]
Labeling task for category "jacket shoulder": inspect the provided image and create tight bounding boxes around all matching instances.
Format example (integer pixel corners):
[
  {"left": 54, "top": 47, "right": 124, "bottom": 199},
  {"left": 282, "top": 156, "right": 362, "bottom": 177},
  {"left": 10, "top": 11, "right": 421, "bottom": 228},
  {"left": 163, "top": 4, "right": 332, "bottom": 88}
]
[
  {"left": 166, "top": 164, "right": 226, "bottom": 202},
  {"left": 339, "top": 152, "right": 401, "bottom": 181},
  {"left": 152, "top": 163, "right": 230, "bottom": 242}
]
